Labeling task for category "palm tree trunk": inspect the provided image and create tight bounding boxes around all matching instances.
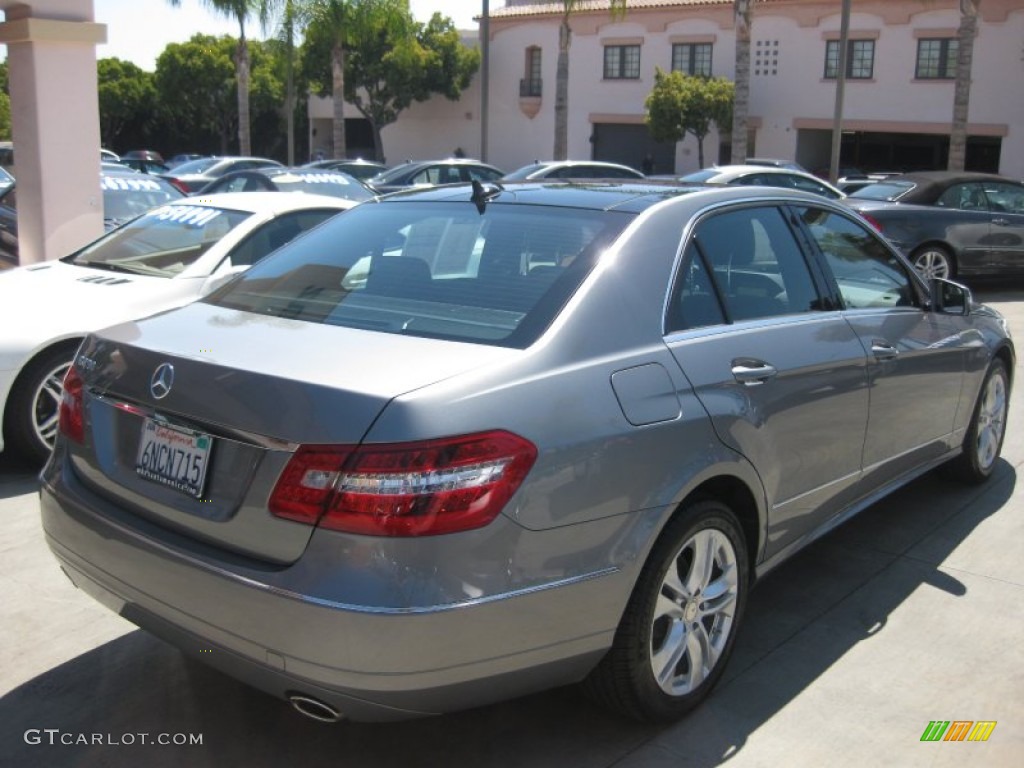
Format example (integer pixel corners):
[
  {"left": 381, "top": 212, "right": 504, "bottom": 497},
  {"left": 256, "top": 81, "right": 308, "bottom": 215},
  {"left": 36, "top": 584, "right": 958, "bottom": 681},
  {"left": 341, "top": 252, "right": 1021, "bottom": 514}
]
[
  {"left": 331, "top": 42, "right": 347, "bottom": 160},
  {"left": 731, "top": 1, "right": 752, "bottom": 164},
  {"left": 553, "top": 14, "right": 571, "bottom": 161},
  {"left": 285, "top": 6, "right": 296, "bottom": 166},
  {"left": 236, "top": 44, "right": 251, "bottom": 156},
  {"left": 948, "top": 0, "right": 979, "bottom": 172}
]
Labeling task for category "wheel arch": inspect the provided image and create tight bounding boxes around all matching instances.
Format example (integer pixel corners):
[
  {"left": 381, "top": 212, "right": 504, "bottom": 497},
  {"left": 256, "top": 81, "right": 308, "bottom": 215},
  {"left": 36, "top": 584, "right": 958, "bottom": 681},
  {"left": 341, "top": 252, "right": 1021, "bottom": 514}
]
[
  {"left": 1, "top": 336, "right": 85, "bottom": 446},
  {"left": 641, "top": 472, "right": 764, "bottom": 585}
]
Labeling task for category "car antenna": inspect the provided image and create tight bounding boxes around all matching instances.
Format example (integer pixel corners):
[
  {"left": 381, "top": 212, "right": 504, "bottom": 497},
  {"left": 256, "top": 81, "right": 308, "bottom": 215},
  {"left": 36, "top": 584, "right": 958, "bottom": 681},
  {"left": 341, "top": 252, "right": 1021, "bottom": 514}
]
[{"left": 470, "top": 179, "right": 503, "bottom": 214}]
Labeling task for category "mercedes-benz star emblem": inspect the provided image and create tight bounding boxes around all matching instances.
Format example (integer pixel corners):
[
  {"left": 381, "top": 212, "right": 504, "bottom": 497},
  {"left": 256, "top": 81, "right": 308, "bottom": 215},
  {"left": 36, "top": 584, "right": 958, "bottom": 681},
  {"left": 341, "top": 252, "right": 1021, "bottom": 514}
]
[{"left": 150, "top": 363, "right": 175, "bottom": 400}]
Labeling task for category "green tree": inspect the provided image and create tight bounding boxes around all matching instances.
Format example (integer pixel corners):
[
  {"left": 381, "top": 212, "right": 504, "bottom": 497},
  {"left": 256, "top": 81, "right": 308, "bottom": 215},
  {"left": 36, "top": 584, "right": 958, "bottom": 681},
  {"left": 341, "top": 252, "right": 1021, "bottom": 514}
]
[
  {"left": 154, "top": 35, "right": 241, "bottom": 154},
  {"left": 303, "top": 2, "right": 479, "bottom": 162},
  {"left": 0, "top": 92, "right": 10, "bottom": 142},
  {"left": 553, "top": 1, "right": 627, "bottom": 161},
  {"left": 949, "top": 0, "right": 980, "bottom": 171},
  {"left": 0, "top": 60, "right": 10, "bottom": 141},
  {"left": 97, "top": 58, "right": 156, "bottom": 152},
  {"left": 167, "top": 0, "right": 259, "bottom": 156},
  {"left": 645, "top": 68, "right": 733, "bottom": 169},
  {"left": 154, "top": 34, "right": 284, "bottom": 157}
]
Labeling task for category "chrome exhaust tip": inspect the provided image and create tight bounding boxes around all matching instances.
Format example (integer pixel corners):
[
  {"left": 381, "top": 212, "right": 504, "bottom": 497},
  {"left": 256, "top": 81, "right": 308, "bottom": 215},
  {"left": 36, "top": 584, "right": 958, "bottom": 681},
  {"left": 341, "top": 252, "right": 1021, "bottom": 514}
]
[{"left": 287, "top": 693, "right": 344, "bottom": 723}]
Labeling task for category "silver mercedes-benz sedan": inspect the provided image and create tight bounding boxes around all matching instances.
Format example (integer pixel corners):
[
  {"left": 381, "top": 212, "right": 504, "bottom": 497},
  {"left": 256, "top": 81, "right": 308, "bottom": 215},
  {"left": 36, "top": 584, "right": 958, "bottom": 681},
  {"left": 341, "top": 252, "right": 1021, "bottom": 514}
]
[{"left": 40, "top": 181, "right": 1012, "bottom": 724}]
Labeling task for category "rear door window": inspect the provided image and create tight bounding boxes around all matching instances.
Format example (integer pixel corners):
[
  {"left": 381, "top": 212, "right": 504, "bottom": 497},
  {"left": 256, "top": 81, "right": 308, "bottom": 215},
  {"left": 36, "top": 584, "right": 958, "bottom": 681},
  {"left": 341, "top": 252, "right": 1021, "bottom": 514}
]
[{"left": 687, "top": 206, "right": 822, "bottom": 322}]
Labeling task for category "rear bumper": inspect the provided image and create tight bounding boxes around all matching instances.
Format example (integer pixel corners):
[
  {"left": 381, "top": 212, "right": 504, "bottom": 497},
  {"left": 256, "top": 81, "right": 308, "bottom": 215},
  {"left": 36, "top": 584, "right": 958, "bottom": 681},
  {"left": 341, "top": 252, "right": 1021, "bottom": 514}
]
[{"left": 39, "top": 456, "right": 640, "bottom": 720}]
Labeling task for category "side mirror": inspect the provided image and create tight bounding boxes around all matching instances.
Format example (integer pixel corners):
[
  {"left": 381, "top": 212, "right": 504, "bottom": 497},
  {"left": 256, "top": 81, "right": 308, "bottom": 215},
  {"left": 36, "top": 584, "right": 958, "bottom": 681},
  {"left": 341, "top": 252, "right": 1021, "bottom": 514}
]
[{"left": 930, "top": 277, "right": 971, "bottom": 316}]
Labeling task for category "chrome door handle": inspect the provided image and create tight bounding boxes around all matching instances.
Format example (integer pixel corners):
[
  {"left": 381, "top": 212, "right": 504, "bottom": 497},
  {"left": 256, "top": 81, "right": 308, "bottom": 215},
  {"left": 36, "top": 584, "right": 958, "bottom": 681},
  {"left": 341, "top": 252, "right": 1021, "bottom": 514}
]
[
  {"left": 871, "top": 341, "right": 899, "bottom": 360},
  {"left": 993, "top": 218, "right": 1010, "bottom": 226},
  {"left": 731, "top": 361, "right": 778, "bottom": 386}
]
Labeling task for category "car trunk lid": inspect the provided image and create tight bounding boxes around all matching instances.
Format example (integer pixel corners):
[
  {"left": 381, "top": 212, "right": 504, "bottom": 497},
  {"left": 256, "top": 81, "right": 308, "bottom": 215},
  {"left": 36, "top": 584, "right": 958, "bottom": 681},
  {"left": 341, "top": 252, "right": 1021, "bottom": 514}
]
[{"left": 67, "top": 301, "right": 514, "bottom": 564}]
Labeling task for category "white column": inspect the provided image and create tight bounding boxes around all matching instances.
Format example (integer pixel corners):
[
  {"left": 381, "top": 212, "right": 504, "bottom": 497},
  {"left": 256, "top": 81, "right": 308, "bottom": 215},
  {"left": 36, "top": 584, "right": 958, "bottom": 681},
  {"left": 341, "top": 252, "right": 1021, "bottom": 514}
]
[{"left": 0, "top": 2, "right": 106, "bottom": 264}]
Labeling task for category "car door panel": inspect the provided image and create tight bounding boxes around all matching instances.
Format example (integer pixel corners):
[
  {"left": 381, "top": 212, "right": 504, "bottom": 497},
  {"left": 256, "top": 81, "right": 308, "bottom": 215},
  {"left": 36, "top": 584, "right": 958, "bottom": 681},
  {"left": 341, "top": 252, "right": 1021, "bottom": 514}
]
[
  {"left": 793, "top": 204, "right": 968, "bottom": 488},
  {"left": 665, "top": 205, "right": 870, "bottom": 560},
  {"left": 668, "top": 316, "right": 868, "bottom": 559},
  {"left": 843, "top": 308, "right": 966, "bottom": 479}
]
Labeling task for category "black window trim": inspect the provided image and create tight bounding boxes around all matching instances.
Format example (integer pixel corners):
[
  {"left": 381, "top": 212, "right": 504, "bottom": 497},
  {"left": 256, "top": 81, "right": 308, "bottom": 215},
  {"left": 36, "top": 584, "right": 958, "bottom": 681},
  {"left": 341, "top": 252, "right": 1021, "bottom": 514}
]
[{"left": 665, "top": 202, "right": 836, "bottom": 334}]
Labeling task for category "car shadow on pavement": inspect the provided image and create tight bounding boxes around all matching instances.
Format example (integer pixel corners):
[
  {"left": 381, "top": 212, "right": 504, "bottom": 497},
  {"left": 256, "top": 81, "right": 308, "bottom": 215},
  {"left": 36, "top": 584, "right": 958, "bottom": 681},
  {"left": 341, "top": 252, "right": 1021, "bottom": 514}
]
[
  {"left": 0, "top": 452, "right": 41, "bottom": 499},
  {"left": 0, "top": 461, "right": 1014, "bottom": 768}
]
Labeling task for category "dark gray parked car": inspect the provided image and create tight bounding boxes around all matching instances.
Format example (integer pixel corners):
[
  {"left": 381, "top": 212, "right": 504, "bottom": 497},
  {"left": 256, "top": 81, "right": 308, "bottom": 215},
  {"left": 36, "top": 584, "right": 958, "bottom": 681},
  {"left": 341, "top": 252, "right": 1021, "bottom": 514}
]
[
  {"left": 846, "top": 171, "right": 1024, "bottom": 279},
  {"left": 41, "top": 182, "right": 1012, "bottom": 725}
]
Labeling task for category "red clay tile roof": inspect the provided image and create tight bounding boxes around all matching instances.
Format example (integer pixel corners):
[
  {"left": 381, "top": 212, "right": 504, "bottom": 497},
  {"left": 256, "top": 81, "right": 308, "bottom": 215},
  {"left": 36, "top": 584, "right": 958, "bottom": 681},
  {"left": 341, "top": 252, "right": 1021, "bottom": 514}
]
[{"left": 489, "top": 0, "right": 738, "bottom": 19}]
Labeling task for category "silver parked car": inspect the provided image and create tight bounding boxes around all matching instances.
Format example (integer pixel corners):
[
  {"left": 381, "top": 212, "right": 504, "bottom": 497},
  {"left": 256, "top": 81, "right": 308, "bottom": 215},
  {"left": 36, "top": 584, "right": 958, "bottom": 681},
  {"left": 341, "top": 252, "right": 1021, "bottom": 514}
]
[{"left": 41, "top": 182, "right": 1013, "bottom": 724}]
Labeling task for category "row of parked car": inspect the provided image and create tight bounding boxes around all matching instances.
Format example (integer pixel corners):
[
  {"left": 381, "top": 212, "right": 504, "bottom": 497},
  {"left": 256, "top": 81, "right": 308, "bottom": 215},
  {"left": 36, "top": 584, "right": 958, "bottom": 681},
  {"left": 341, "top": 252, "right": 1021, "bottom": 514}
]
[
  {"left": 3, "top": 153, "right": 1023, "bottom": 463},
  {"left": 22, "top": 160, "right": 1012, "bottom": 726}
]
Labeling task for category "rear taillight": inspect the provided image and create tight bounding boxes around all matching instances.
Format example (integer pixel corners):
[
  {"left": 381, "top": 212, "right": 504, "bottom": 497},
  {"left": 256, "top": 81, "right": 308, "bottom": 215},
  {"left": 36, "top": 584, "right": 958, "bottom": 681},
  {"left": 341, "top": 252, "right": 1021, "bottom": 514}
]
[
  {"left": 58, "top": 366, "right": 85, "bottom": 444},
  {"left": 859, "top": 212, "right": 883, "bottom": 232},
  {"left": 166, "top": 177, "right": 191, "bottom": 195},
  {"left": 269, "top": 431, "right": 537, "bottom": 537}
]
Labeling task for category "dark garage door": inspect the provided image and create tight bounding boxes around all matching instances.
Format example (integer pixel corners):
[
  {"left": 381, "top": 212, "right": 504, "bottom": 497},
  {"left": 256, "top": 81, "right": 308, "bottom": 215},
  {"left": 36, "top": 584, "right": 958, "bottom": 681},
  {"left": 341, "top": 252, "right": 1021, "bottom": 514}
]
[{"left": 592, "top": 123, "right": 675, "bottom": 176}]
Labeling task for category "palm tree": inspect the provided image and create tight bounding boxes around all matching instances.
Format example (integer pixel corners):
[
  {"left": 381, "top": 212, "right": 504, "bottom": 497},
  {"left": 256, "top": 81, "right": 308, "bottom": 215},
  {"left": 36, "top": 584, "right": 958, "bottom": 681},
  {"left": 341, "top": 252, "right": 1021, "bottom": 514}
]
[
  {"left": 948, "top": 0, "right": 980, "bottom": 171},
  {"left": 260, "top": 0, "right": 309, "bottom": 165},
  {"left": 168, "top": 0, "right": 258, "bottom": 156},
  {"left": 553, "top": 1, "right": 626, "bottom": 161},
  {"left": 730, "top": 0, "right": 755, "bottom": 164},
  {"left": 309, "top": 0, "right": 351, "bottom": 160}
]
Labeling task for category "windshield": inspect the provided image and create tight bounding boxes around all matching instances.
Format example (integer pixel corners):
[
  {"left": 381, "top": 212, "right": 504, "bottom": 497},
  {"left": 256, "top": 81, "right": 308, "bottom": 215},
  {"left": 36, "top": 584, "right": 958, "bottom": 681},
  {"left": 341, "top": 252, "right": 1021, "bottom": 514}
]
[
  {"left": 266, "top": 171, "right": 374, "bottom": 201},
  {"left": 502, "top": 164, "right": 546, "bottom": 181},
  {"left": 679, "top": 170, "right": 720, "bottom": 183},
  {"left": 101, "top": 175, "right": 183, "bottom": 224},
  {"left": 207, "top": 200, "right": 631, "bottom": 348},
  {"left": 69, "top": 203, "right": 251, "bottom": 277},
  {"left": 849, "top": 180, "right": 916, "bottom": 201},
  {"left": 369, "top": 163, "right": 418, "bottom": 184},
  {"left": 170, "top": 157, "right": 221, "bottom": 175}
]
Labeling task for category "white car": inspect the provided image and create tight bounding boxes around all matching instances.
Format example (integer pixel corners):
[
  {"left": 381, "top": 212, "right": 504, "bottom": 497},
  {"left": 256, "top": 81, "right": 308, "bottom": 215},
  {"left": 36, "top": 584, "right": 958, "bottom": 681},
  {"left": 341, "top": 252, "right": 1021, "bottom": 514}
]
[
  {"left": 0, "top": 192, "right": 357, "bottom": 462},
  {"left": 676, "top": 165, "right": 845, "bottom": 200}
]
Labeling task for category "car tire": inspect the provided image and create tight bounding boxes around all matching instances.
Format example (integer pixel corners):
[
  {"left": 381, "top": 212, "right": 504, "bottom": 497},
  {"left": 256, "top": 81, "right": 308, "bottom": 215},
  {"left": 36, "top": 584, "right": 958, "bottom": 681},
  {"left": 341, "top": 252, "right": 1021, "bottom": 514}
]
[
  {"left": 947, "top": 358, "right": 1009, "bottom": 485},
  {"left": 584, "top": 499, "right": 749, "bottom": 722},
  {"left": 3, "top": 343, "right": 78, "bottom": 465},
  {"left": 910, "top": 244, "right": 955, "bottom": 281}
]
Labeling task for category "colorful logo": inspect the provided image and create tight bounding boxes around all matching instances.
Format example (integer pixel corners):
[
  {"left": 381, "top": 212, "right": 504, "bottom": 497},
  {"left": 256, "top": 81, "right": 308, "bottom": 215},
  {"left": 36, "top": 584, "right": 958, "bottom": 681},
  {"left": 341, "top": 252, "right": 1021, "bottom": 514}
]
[{"left": 921, "top": 721, "right": 997, "bottom": 742}]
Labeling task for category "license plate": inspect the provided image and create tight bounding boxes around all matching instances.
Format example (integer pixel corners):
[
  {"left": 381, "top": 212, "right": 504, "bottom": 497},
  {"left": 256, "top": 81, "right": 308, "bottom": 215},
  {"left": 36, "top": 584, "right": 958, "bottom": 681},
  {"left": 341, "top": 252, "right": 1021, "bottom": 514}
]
[{"left": 135, "top": 418, "right": 212, "bottom": 498}]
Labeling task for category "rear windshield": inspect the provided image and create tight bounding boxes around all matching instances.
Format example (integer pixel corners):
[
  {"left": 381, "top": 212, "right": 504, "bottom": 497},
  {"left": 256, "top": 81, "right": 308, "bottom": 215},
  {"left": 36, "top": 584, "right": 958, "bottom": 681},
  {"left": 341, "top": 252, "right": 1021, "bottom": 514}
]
[
  {"left": 207, "top": 200, "right": 631, "bottom": 348},
  {"left": 848, "top": 181, "right": 916, "bottom": 201}
]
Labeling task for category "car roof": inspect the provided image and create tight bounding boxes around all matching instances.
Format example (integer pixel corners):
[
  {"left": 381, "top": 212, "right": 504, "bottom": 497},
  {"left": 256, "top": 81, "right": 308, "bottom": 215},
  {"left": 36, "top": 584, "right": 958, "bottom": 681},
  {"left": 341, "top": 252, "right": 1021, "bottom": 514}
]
[
  {"left": 179, "top": 191, "right": 359, "bottom": 214},
  {"left": 368, "top": 179, "right": 828, "bottom": 215},
  {"left": 853, "top": 171, "right": 1020, "bottom": 202}
]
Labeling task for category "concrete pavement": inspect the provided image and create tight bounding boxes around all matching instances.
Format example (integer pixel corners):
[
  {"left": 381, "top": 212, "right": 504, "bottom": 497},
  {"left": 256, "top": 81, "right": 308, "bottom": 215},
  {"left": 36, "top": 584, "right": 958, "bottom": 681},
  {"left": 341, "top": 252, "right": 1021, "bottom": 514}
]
[{"left": 1, "top": 285, "right": 1022, "bottom": 767}]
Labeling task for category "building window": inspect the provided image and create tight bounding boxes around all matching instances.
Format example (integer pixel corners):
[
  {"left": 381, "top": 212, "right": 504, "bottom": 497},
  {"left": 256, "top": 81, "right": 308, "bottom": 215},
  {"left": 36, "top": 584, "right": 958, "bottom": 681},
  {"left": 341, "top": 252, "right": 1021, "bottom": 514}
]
[
  {"left": 604, "top": 45, "right": 641, "bottom": 79},
  {"left": 521, "top": 46, "right": 542, "bottom": 97},
  {"left": 824, "top": 39, "right": 875, "bottom": 79},
  {"left": 671, "top": 43, "right": 712, "bottom": 76},
  {"left": 916, "top": 38, "right": 958, "bottom": 79}
]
